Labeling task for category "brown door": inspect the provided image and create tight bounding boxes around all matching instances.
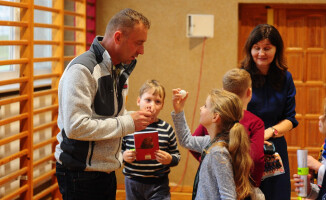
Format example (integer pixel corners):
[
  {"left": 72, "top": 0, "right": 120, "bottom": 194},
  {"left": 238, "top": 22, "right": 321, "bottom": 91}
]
[
  {"left": 238, "top": 4, "right": 267, "bottom": 62},
  {"left": 239, "top": 4, "right": 326, "bottom": 196}
]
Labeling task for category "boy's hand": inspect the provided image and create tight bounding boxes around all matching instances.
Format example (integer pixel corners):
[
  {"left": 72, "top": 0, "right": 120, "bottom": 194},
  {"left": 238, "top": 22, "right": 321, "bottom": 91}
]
[
  {"left": 131, "top": 110, "right": 152, "bottom": 131},
  {"left": 307, "top": 155, "right": 322, "bottom": 172},
  {"left": 123, "top": 150, "right": 136, "bottom": 163},
  {"left": 155, "top": 150, "right": 172, "bottom": 165},
  {"left": 172, "top": 88, "right": 188, "bottom": 113},
  {"left": 293, "top": 174, "right": 312, "bottom": 195}
]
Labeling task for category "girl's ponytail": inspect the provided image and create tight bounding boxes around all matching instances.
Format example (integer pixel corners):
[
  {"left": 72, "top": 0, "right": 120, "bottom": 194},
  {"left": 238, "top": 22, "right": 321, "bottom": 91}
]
[{"left": 229, "top": 122, "right": 253, "bottom": 200}]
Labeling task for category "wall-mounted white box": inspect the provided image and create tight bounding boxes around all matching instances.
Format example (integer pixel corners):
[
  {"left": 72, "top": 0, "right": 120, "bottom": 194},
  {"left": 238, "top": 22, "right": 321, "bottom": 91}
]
[{"left": 186, "top": 14, "right": 214, "bottom": 38}]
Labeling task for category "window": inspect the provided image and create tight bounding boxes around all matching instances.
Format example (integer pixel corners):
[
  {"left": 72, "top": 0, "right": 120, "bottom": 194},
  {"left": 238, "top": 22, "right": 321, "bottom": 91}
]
[
  {"left": 0, "top": 3, "right": 19, "bottom": 91},
  {"left": 0, "top": 0, "right": 55, "bottom": 93},
  {"left": 33, "top": 0, "right": 53, "bottom": 87}
]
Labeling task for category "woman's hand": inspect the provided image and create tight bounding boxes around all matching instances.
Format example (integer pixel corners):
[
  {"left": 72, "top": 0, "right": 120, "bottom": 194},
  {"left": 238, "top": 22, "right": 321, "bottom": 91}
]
[
  {"left": 264, "top": 128, "right": 274, "bottom": 140},
  {"left": 172, "top": 88, "right": 188, "bottom": 113},
  {"left": 264, "top": 141, "right": 273, "bottom": 146}
]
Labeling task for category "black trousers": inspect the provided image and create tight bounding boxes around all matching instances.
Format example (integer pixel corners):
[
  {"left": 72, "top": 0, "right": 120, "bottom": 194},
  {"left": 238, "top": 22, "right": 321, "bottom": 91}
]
[{"left": 56, "top": 162, "right": 117, "bottom": 200}]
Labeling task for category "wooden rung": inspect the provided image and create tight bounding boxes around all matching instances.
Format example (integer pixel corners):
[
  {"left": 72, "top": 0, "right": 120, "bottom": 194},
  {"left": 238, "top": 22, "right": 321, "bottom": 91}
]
[
  {"left": 0, "top": 40, "right": 28, "bottom": 45},
  {"left": 0, "top": 21, "right": 28, "bottom": 27},
  {"left": 34, "top": 88, "right": 58, "bottom": 97},
  {"left": 34, "top": 104, "right": 58, "bottom": 115},
  {"left": 69, "top": 0, "right": 85, "bottom": 3},
  {"left": 34, "top": 40, "right": 60, "bottom": 45},
  {"left": 0, "top": 1, "right": 28, "bottom": 8},
  {"left": 34, "top": 23, "right": 60, "bottom": 29},
  {"left": 34, "top": 4, "right": 60, "bottom": 13},
  {"left": 33, "top": 154, "right": 54, "bottom": 167},
  {"left": 0, "top": 149, "right": 29, "bottom": 166},
  {"left": 64, "top": 10, "right": 85, "bottom": 17},
  {"left": 64, "top": 56, "right": 75, "bottom": 61},
  {"left": 0, "top": 113, "right": 28, "bottom": 126},
  {"left": 0, "top": 58, "right": 28, "bottom": 65},
  {"left": 0, "top": 131, "right": 28, "bottom": 146},
  {"left": 0, "top": 95, "right": 28, "bottom": 106},
  {"left": 33, "top": 183, "right": 58, "bottom": 200},
  {"left": 34, "top": 73, "right": 60, "bottom": 80},
  {"left": 33, "top": 122, "right": 57, "bottom": 136},
  {"left": 34, "top": 57, "right": 60, "bottom": 63},
  {"left": 0, "top": 77, "right": 28, "bottom": 86},
  {"left": 64, "top": 41, "right": 84, "bottom": 46},
  {"left": 33, "top": 135, "right": 57, "bottom": 150},
  {"left": 0, "top": 185, "right": 28, "bottom": 200},
  {"left": 33, "top": 169, "right": 56, "bottom": 186},
  {"left": 64, "top": 25, "right": 84, "bottom": 32},
  {"left": 0, "top": 167, "right": 28, "bottom": 186}
]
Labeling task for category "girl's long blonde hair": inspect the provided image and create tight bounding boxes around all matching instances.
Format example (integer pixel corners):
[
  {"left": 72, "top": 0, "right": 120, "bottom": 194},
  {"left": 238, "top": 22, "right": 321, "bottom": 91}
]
[{"left": 209, "top": 89, "right": 253, "bottom": 200}]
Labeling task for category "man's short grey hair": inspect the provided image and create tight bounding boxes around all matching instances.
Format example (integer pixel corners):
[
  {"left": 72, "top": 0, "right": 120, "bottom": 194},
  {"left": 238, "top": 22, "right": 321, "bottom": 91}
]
[{"left": 105, "top": 8, "right": 150, "bottom": 37}]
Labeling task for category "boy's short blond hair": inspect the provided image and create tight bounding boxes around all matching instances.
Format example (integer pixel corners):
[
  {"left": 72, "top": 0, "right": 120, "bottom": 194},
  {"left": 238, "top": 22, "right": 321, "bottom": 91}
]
[
  {"left": 223, "top": 68, "right": 251, "bottom": 98},
  {"left": 139, "top": 80, "right": 165, "bottom": 101}
]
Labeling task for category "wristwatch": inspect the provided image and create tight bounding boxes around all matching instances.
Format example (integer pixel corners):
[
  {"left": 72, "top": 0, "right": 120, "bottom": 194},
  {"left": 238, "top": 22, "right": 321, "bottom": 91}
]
[{"left": 271, "top": 127, "right": 278, "bottom": 136}]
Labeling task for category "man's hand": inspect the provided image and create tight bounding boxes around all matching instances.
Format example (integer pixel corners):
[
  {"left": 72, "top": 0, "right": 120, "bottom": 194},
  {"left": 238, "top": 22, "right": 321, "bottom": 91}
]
[
  {"left": 155, "top": 150, "right": 172, "bottom": 165},
  {"left": 123, "top": 150, "right": 136, "bottom": 163},
  {"left": 131, "top": 110, "right": 152, "bottom": 131}
]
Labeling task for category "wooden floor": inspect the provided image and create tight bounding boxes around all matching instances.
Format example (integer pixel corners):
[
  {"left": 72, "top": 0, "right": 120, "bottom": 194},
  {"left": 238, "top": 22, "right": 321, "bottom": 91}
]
[
  {"left": 116, "top": 185, "right": 193, "bottom": 200},
  {"left": 116, "top": 189, "right": 299, "bottom": 200},
  {"left": 117, "top": 190, "right": 192, "bottom": 200}
]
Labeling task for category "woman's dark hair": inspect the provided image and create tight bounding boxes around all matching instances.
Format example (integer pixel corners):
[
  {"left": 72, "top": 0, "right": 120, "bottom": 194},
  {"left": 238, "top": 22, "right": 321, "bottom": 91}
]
[{"left": 240, "top": 24, "right": 287, "bottom": 90}]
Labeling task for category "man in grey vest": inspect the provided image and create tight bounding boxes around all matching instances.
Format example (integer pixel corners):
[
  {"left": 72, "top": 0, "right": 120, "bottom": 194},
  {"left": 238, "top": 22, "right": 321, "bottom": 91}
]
[{"left": 55, "top": 8, "right": 152, "bottom": 200}]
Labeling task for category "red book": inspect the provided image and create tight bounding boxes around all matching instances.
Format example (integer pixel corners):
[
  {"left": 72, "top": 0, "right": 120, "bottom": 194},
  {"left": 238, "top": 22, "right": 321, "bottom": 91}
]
[{"left": 133, "top": 131, "right": 159, "bottom": 161}]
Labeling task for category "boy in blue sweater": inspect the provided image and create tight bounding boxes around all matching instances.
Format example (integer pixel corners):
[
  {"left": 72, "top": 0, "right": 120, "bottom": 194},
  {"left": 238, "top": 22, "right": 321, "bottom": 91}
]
[{"left": 122, "top": 80, "right": 181, "bottom": 200}]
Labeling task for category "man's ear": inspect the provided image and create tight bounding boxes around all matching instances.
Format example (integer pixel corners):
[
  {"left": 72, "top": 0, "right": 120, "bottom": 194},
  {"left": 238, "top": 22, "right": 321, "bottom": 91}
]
[
  {"left": 114, "top": 31, "right": 122, "bottom": 44},
  {"left": 137, "top": 96, "right": 140, "bottom": 106}
]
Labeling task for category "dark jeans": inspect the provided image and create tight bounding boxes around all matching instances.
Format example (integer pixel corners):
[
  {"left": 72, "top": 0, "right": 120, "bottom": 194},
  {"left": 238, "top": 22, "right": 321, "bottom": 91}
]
[
  {"left": 56, "top": 162, "right": 117, "bottom": 200},
  {"left": 125, "top": 176, "right": 170, "bottom": 200}
]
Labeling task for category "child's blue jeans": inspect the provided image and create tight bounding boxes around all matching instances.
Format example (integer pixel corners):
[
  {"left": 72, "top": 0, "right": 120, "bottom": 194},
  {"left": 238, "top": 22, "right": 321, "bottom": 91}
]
[{"left": 125, "top": 176, "right": 170, "bottom": 200}]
